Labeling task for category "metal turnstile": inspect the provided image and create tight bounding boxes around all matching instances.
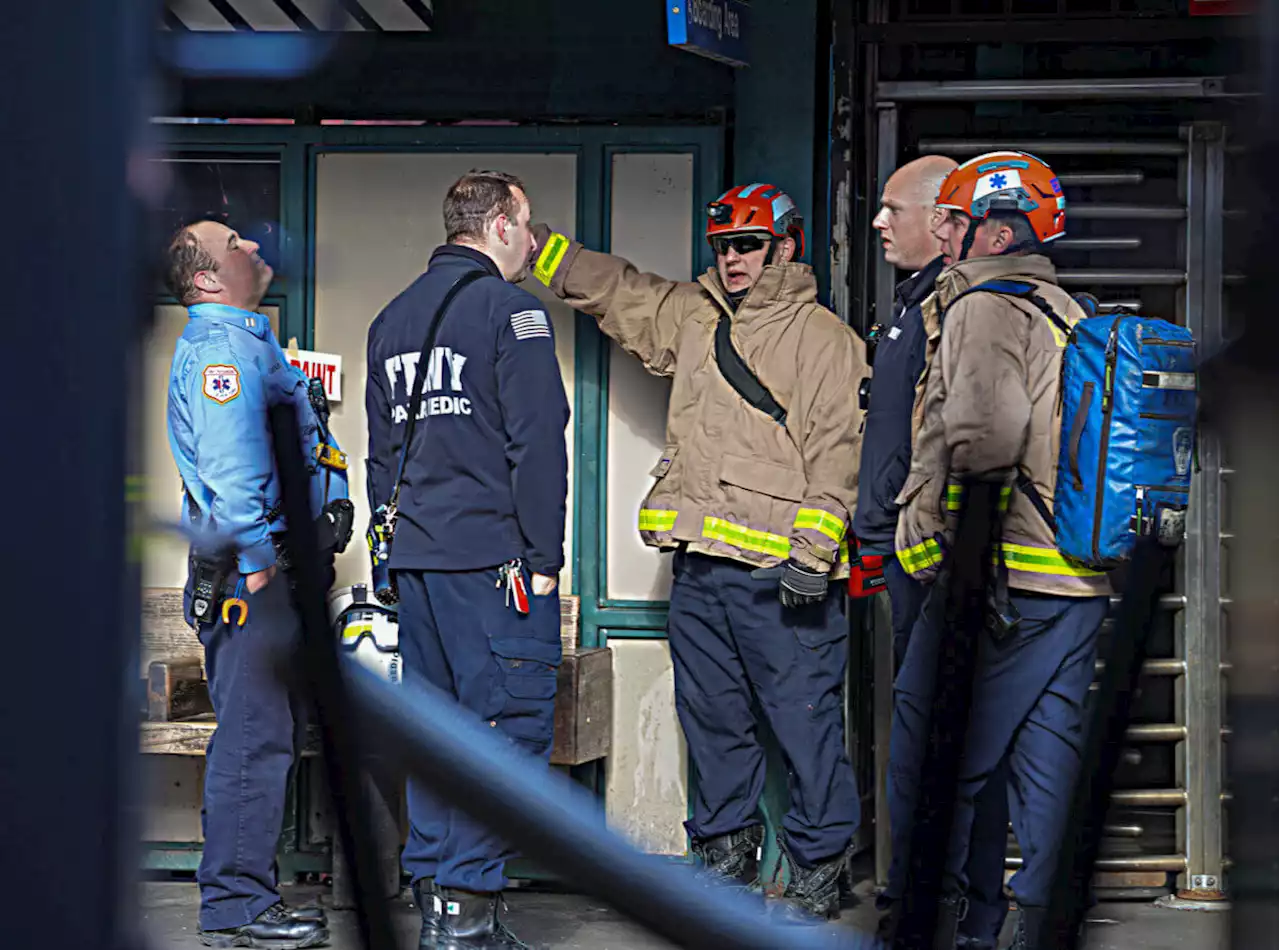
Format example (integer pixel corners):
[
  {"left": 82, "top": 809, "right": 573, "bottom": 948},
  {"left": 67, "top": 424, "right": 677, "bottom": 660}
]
[{"left": 868, "top": 77, "right": 1230, "bottom": 902}]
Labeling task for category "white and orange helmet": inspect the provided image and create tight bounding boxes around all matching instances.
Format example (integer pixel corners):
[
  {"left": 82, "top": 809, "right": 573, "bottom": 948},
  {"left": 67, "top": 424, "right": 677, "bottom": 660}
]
[{"left": 936, "top": 150, "right": 1067, "bottom": 246}]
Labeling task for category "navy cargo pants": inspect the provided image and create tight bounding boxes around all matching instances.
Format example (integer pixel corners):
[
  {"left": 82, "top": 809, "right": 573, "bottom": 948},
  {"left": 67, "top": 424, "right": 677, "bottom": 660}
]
[
  {"left": 891, "top": 587, "right": 1108, "bottom": 944},
  {"left": 883, "top": 559, "right": 1013, "bottom": 947},
  {"left": 668, "top": 551, "right": 859, "bottom": 867},
  {"left": 397, "top": 566, "right": 561, "bottom": 893},
  {"left": 188, "top": 565, "right": 311, "bottom": 933}
]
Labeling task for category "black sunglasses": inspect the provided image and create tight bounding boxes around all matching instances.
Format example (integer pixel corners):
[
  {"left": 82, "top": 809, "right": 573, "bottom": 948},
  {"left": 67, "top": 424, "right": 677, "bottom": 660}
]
[{"left": 710, "top": 233, "right": 770, "bottom": 257}]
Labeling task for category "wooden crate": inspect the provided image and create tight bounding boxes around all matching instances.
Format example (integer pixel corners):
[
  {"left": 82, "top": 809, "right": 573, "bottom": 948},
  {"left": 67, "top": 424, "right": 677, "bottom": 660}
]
[{"left": 550, "top": 647, "right": 613, "bottom": 766}]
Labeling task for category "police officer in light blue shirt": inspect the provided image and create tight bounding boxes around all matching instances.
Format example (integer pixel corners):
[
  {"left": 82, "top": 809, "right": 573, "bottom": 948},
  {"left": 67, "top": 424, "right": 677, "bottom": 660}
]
[{"left": 165, "top": 219, "right": 350, "bottom": 949}]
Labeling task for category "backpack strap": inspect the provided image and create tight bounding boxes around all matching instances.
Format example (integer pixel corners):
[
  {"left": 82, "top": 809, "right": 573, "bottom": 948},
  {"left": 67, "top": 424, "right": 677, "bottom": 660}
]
[
  {"left": 946, "top": 278, "right": 1075, "bottom": 341},
  {"left": 1015, "top": 470, "right": 1057, "bottom": 535}
]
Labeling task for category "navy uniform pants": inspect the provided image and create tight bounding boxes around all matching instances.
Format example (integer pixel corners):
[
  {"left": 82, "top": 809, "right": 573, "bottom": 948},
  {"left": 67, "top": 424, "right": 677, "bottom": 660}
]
[
  {"left": 883, "top": 560, "right": 1012, "bottom": 947},
  {"left": 668, "top": 551, "right": 859, "bottom": 866},
  {"left": 397, "top": 566, "right": 561, "bottom": 893},
  {"left": 188, "top": 566, "right": 310, "bottom": 933},
  {"left": 891, "top": 587, "right": 1108, "bottom": 942}
]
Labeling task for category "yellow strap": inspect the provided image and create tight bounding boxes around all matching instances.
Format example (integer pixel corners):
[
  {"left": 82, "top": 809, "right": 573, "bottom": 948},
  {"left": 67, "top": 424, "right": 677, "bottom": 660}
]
[
  {"left": 702, "top": 517, "right": 791, "bottom": 559},
  {"left": 794, "top": 508, "right": 846, "bottom": 544},
  {"left": 1001, "top": 542, "right": 1104, "bottom": 578},
  {"left": 638, "top": 508, "right": 678, "bottom": 532},
  {"left": 533, "top": 232, "right": 571, "bottom": 287}
]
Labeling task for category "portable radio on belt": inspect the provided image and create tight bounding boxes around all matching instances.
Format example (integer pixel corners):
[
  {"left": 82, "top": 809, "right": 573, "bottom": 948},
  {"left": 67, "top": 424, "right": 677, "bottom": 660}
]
[
  {"left": 190, "top": 554, "right": 232, "bottom": 625},
  {"left": 847, "top": 541, "right": 887, "bottom": 598}
]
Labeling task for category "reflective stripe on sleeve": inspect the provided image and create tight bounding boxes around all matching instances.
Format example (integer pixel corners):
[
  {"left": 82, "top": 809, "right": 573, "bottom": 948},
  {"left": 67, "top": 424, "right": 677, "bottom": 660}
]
[
  {"left": 533, "top": 233, "right": 571, "bottom": 287},
  {"left": 794, "top": 507, "right": 846, "bottom": 544},
  {"left": 638, "top": 508, "right": 678, "bottom": 533}
]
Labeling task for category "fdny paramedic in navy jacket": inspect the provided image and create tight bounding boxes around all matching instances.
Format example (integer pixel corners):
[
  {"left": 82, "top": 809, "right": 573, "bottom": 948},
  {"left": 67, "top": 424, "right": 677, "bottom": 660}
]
[{"left": 365, "top": 170, "right": 569, "bottom": 950}]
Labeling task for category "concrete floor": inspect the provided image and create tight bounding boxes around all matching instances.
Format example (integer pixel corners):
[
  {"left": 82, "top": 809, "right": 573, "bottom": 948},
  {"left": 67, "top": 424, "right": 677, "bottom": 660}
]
[{"left": 138, "top": 879, "right": 1229, "bottom": 950}]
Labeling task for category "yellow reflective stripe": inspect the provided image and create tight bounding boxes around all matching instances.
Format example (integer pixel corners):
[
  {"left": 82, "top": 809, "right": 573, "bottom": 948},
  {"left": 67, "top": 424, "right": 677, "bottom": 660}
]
[
  {"left": 944, "top": 484, "right": 1012, "bottom": 513},
  {"left": 702, "top": 517, "right": 791, "bottom": 558},
  {"left": 839, "top": 540, "right": 850, "bottom": 564},
  {"left": 794, "top": 507, "right": 846, "bottom": 544},
  {"left": 533, "top": 232, "right": 570, "bottom": 287},
  {"left": 638, "top": 508, "right": 678, "bottom": 532},
  {"left": 897, "top": 537, "right": 943, "bottom": 573},
  {"left": 1001, "top": 542, "right": 1104, "bottom": 578}
]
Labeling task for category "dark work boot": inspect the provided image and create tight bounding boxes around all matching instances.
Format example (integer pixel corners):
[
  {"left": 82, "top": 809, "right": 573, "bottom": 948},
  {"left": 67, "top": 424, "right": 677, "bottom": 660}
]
[
  {"left": 932, "top": 895, "right": 968, "bottom": 950},
  {"left": 199, "top": 903, "right": 329, "bottom": 948},
  {"left": 690, "top": 825, "right": 764, "bottom": 889},
  {"left": 414, "top": 878, "right": 441, "bottom": 947},
  {"left": 281, "top": 896, "right": 327, "bottom": 924},
  {"left": 430, "top": 888, "right": 532, "bottom": 950},
  {"left": 771, "top": 837, "right": 847, "bottom": 924}
]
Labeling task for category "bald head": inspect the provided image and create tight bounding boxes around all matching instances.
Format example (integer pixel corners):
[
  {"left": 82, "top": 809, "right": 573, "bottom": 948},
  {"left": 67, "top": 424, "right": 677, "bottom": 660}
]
[{"left": 873, "top": 154, "right": 959, "bottom": 270}]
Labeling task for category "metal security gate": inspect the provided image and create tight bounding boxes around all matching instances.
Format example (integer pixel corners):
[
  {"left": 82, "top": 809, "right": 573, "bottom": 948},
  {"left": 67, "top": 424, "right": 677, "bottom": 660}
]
[{"left": 868, "top": 77, "right": 1231, "bottom": 901}]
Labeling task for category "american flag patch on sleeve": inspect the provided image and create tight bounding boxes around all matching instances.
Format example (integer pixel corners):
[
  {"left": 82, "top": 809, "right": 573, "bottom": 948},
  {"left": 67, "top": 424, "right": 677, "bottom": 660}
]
[{"left": 510, "top": 309, "right": 552, "bottom": 341}]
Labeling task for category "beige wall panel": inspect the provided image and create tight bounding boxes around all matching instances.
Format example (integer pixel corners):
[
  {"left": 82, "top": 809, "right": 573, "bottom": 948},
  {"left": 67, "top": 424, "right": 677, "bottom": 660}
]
[
  {"left": 142, "top": 305, "right": 279, "bottom": 590},
  {"left": 604, "top": 638, "right": 689, "bottom": 855},
  {"left": 139, "top": 756, "right": 206, "bottom": 843},
  {"left": 605, "top": 153, "right": 694, "bottom": 603},
  {"left": 312, "top": 153, "right": 578, "bottom": 590}
]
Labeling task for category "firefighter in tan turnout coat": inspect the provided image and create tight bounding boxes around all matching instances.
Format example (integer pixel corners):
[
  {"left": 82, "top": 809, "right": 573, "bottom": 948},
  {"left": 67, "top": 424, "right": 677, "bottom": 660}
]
[{"left": 529, "top": 183, "right": 868, "bottom": 922}]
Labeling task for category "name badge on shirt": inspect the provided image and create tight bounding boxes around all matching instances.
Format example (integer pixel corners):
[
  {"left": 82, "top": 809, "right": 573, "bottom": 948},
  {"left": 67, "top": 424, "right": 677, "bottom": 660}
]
[{"left": 888, "top": 326, "right": 902, "bottom": 340}]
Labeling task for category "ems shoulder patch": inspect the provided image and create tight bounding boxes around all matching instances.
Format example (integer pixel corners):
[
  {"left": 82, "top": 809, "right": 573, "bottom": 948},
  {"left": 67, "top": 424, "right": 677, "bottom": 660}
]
[
  {"left": 202, "top": 364, "right": 241, "bottom": 404},
  {"left": 510, "top": 309, "right": 551, "bottom": 341}
]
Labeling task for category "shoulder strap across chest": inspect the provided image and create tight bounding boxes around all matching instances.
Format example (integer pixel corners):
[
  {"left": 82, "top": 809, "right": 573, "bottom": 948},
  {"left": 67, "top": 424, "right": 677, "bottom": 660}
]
[
  {"left": 712, "top": 313, "right": 787, "bottom": 426},
  {"left": 946, "top": 278, "right": 1077, "bottom": 340}
]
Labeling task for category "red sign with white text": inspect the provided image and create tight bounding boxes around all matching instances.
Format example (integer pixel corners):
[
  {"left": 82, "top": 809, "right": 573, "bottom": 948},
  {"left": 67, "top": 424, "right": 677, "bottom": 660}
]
[{"left": 288, "top": 350, "right": 343, "bottom": 402}]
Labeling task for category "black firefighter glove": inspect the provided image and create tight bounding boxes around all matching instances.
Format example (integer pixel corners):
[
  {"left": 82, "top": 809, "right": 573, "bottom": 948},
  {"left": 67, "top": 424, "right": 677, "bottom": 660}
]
[{"left": 778, "top": 560, "right": 829, "bottom": 608}]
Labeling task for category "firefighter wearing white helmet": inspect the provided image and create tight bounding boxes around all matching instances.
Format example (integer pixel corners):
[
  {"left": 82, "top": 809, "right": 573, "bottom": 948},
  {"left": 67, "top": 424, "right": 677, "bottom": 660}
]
[
  {"left": 525, "top": 184, "right": 869, "bottom": 922},
  {"left": 882, "top": 151, "right": 1112, "bottom": 950}
]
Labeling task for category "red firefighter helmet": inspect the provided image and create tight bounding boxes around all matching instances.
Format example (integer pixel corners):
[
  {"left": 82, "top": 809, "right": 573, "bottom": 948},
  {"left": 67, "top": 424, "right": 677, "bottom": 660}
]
[
  {"left": 935, "top": 151, "right": 1067, "bottom": 245},
  {"left": 705, "top": 183, "right": 805, "bottom": 259}
]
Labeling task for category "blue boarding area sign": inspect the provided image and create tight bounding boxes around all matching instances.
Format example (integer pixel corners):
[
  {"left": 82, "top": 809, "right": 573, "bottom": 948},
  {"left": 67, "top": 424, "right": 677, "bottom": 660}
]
[{"left": 666, "top": 0, "right": 749, "bottom": 68}]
